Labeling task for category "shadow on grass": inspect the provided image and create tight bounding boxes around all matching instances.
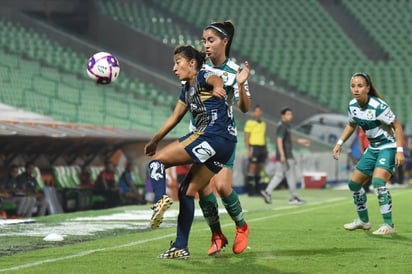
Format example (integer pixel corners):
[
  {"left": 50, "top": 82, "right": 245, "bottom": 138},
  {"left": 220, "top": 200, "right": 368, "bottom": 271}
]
[
  {"left": 366, "top": 232, "right": 412, "bottom": 245},
  {"left": 271, "top": 247, "right": 369, "bottom": 256}
]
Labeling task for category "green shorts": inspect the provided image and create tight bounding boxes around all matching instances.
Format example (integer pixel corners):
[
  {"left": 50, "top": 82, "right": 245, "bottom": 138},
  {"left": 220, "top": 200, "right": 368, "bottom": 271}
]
[
  {"left": 356, "top": 147, "right": 396, "bottom": 176},
  {"left": 224, "top": 145, "right": 237, "bottom": 169}
]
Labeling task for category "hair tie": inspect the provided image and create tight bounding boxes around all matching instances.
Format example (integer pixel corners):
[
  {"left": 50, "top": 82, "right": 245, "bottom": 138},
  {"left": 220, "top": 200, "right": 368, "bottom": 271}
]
[
  {"left": 352, "top": 72, "right": 370, "bottom": 86},
  {"left": 206, "top": 25, "right": 229, "bottom": 38}
]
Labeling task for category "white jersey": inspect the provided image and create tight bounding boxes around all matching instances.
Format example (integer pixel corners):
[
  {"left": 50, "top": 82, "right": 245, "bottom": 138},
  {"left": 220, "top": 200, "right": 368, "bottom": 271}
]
[{"left": 347, "top": 96, "right": 397, "bottom": 150}]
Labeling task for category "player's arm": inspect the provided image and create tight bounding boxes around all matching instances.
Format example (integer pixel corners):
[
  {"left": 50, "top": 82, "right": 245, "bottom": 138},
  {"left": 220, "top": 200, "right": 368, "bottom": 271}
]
[
  {"left": 236, "top": 62, "right": 251, "bottom": 113},
  {"left": 392, "top": 119, "right": 405, "bottom": 166},
  {"left": 206, "top": 74, "right": 226, "bottom": 98},
  {"left": 332, "top": 123, "right": 357, "bottom": 160},
  {"left": 144, "top": 101, "right": 187, "bottom": 156}
]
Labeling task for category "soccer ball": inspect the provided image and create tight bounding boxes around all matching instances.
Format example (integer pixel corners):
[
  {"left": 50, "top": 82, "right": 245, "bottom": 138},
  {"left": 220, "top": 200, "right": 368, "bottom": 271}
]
[{"left": 87, "top": 52, "right": 120, "bottom": 84}]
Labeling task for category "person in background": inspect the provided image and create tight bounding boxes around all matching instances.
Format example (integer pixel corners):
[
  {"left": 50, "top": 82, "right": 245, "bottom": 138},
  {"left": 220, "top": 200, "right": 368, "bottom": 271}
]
[
  {"left": 332, "top": 72, "right": 404, "bottom": 235},
  {"left": 16, "top": 162, "right": 47, "bottom": 216},
  {"left": 94, "top": 161, "right": 122, "bottom": 208},
  {"left": 244, "top": 105, "right": 267, "bottom": 197},
  {"left": 260, "top": 107, "right": 310, "bottom": 205},
  {"left": 79, "top": 165, "right": 94, "bottom": 189},
  {"left": 1, "top": 164, "right": 37, "bottom": 218},
  {"left": 118, "top": 163, "right": 144, "bottom": 204}
]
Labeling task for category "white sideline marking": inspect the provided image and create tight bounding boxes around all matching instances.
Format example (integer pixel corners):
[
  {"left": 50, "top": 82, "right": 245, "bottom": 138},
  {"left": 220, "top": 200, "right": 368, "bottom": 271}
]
[{"left": 0, "top": 193, "right": 401, "bottom": 272}]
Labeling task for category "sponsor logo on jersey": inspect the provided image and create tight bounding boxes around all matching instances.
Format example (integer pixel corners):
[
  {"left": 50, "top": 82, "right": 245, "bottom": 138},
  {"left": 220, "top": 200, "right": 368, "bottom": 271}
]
[{"left": 192, "top": 141, "right": 216, "bottom": 163}]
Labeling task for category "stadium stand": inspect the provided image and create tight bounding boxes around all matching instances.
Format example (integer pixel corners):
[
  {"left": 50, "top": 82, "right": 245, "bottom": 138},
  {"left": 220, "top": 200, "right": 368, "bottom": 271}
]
[
  {"left": 97, "top": 0, "right": 410, "bottom": 127},
  {"left": 0, "top": 18, "right": 191, "bottom": 135}
]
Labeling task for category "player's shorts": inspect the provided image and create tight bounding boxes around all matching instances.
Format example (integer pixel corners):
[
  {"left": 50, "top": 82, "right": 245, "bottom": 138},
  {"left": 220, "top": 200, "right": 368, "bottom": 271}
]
[
  {"left": 249, "top": 145, "right": 268, "bottom": 164},
  {"left": 223, "top": 146, "right": 237, "bottom": 169},
  {"left": 179, "top": 132, "right": 236, "bottom": 174},
  {"left": 356, "top": 147, "right": 396, "bottom": 176}
]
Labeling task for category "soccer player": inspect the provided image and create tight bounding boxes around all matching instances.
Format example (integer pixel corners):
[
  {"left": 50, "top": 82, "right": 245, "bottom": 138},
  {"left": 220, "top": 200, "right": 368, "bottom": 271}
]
[
  {"left": 197, "top": 20, "right": 251, "bottom": 256},
  {"left": 332, "top": 72, "right": 405, "bottom": 235},
  {"left": 145, "top": 45, "right": 236, "bottom": 258}
]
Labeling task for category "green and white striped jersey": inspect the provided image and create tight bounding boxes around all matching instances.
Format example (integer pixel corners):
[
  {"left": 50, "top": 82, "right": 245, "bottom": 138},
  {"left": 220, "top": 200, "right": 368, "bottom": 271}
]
[
  {"left": 348, "top": 96, "right": 396, "bottom": 150},
  {"left": 204, "top": 59, "right": 251, "bottom": 108}
]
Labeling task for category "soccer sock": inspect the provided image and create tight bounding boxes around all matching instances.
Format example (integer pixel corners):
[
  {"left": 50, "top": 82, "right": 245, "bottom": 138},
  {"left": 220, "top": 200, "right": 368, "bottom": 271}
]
[
  {"left": 199, "top": 192, "right": 222, "bottom": 233},
  {"left": 348, "top": 180, "right": 369, "bottom": 223},
  {"left": 254, "top": 175, "right": 262, "bottom": 193},
  {"left": 246, "top": 173, "right": 255, "bottom": 195},
  {"left": 174, "top": 194, "right": 194, "bottom": 248},
  {"left": 372, "top": 178, "right": 393, "bottom": 226},
  {"left": 222, "top": 190, "right": 245, "bottom": 227},
  {"left": 147, "top": 160, "right": 166, "bottom": 202}
]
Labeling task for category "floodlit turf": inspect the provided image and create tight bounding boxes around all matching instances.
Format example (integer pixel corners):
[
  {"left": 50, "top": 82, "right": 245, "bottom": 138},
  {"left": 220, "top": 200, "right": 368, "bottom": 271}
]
[{"left": 1, "top": 187, "right": 412, "bottom": 273}]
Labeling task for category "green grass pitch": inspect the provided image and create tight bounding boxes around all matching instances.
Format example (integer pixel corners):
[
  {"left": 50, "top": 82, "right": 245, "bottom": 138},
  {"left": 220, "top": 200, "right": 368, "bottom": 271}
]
[{"left": 1, "top": 187, "right": 412, "bottom": 273}]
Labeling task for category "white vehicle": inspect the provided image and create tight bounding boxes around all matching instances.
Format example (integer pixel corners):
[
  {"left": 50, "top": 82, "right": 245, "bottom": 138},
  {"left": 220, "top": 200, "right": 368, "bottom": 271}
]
[{"left": 295, "top": 113, "right": 355, "bottom": 147}]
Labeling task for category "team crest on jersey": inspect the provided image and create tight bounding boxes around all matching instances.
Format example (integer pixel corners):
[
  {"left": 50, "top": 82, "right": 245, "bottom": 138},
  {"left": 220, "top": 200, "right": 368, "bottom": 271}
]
[
  {"left": 366, "top": 110, "right": 373, "bottom": 120},
  {"left": 221, "top": 71, "right": 229, "bottom": 83},
  {"left": 192, "top": 141, "right": 216, "bottom": 163}
]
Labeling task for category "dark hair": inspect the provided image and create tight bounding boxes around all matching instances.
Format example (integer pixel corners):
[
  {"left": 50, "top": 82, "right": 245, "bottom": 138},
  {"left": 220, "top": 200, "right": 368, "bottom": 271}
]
[
  {"left": 351, "top": 72, "right": 383, "bottom": 100},
  {"left": 25, "top": 162, "right": 34, "bottom": 169},
  {"left": 281, "top": 107, "right": 292, "bottom": 115},
  {"left": 174, "top": 45, "right": 206, "bottom": 71},
  {"left": 205, "top": 20, "right": 235, "bottom": 57}
]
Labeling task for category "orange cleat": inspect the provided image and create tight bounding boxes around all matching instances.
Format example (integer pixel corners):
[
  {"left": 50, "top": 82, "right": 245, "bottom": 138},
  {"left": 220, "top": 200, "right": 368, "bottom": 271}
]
[
  {"left": 208, "top": 232, "right": 228, "bottom": 256},
  {"left": 233, "top": 223, "right": 249, "bottom": 254}
]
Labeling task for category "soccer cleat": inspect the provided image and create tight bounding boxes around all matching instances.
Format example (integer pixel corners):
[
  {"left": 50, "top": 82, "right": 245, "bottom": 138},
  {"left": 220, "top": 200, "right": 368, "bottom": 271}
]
[
  {"left": 233, "top": 222, "right": 249, "bottom": 254},
  {"left": 159, "top": 242, "right": 190, "bottom": 259},
  {"left": 150, "top": 195, "right": 173, "bottom": 229},
  {"left": 260, "top": 190, "right": 272, "bottom": 204},
  {"left": 343, "top": 218, "right": 372, "bottom": 231},
  {"left": 289, "top": 196, "right": 305, "bottom": 205},
  {"left": 208, "top": 232, "right": 228, "bottom": 256},
  {"left": 372, "top": 223, "right": 395, "bottom": 235}
]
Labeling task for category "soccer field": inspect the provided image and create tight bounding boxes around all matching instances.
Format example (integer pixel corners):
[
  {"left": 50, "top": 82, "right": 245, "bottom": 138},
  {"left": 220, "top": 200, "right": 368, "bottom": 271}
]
[{"left": 1, "top": 188, "right": 412, "bottom": 274}]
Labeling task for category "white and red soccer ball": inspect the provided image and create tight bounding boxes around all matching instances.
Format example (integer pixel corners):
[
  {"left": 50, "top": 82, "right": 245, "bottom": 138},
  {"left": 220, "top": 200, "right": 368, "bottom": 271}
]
[{"left": 87, "top": 52, "right": 120, "bottom": 84}]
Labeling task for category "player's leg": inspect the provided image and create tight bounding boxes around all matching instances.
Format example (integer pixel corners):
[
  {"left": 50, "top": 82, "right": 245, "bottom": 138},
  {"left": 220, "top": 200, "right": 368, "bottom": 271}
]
[
  {"left": 371, "top": 148, "right": 396, "bottom": 235},
  {"left": 198, "top": 183, "right": 227, "bottom": 255},
  {"left": 148, "top": 140, "right": 192, "bottom": 229},
  {"left": 159, "top": 164, "right": 215, "bottom": 259},
  {"left": 215, "top": 166, "right": 249, "bottom": 254},
  {"left": 344, "top": 149, "right": 375, "bottom": 231}
]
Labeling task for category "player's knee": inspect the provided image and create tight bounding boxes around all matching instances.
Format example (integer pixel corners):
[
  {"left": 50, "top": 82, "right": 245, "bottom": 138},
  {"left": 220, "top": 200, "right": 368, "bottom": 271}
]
[
  {"left": 348, "top": 180, "right": 362, "bottom": 191},
  {"left": 371, "top": 177, "right": 386, "bottom": 189}
]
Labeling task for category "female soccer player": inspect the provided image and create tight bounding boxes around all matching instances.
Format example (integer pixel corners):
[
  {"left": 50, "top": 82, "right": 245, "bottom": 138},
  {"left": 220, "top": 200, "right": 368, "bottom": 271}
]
[
  {"left": 197, "top": 20, "right": 251, "bottom": 255},
  {"left": 145, "top": 45, "right": 236, "bottom": 258},
  {"left": 332, "top": 72, "right": 405, "bottom": 235}
]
